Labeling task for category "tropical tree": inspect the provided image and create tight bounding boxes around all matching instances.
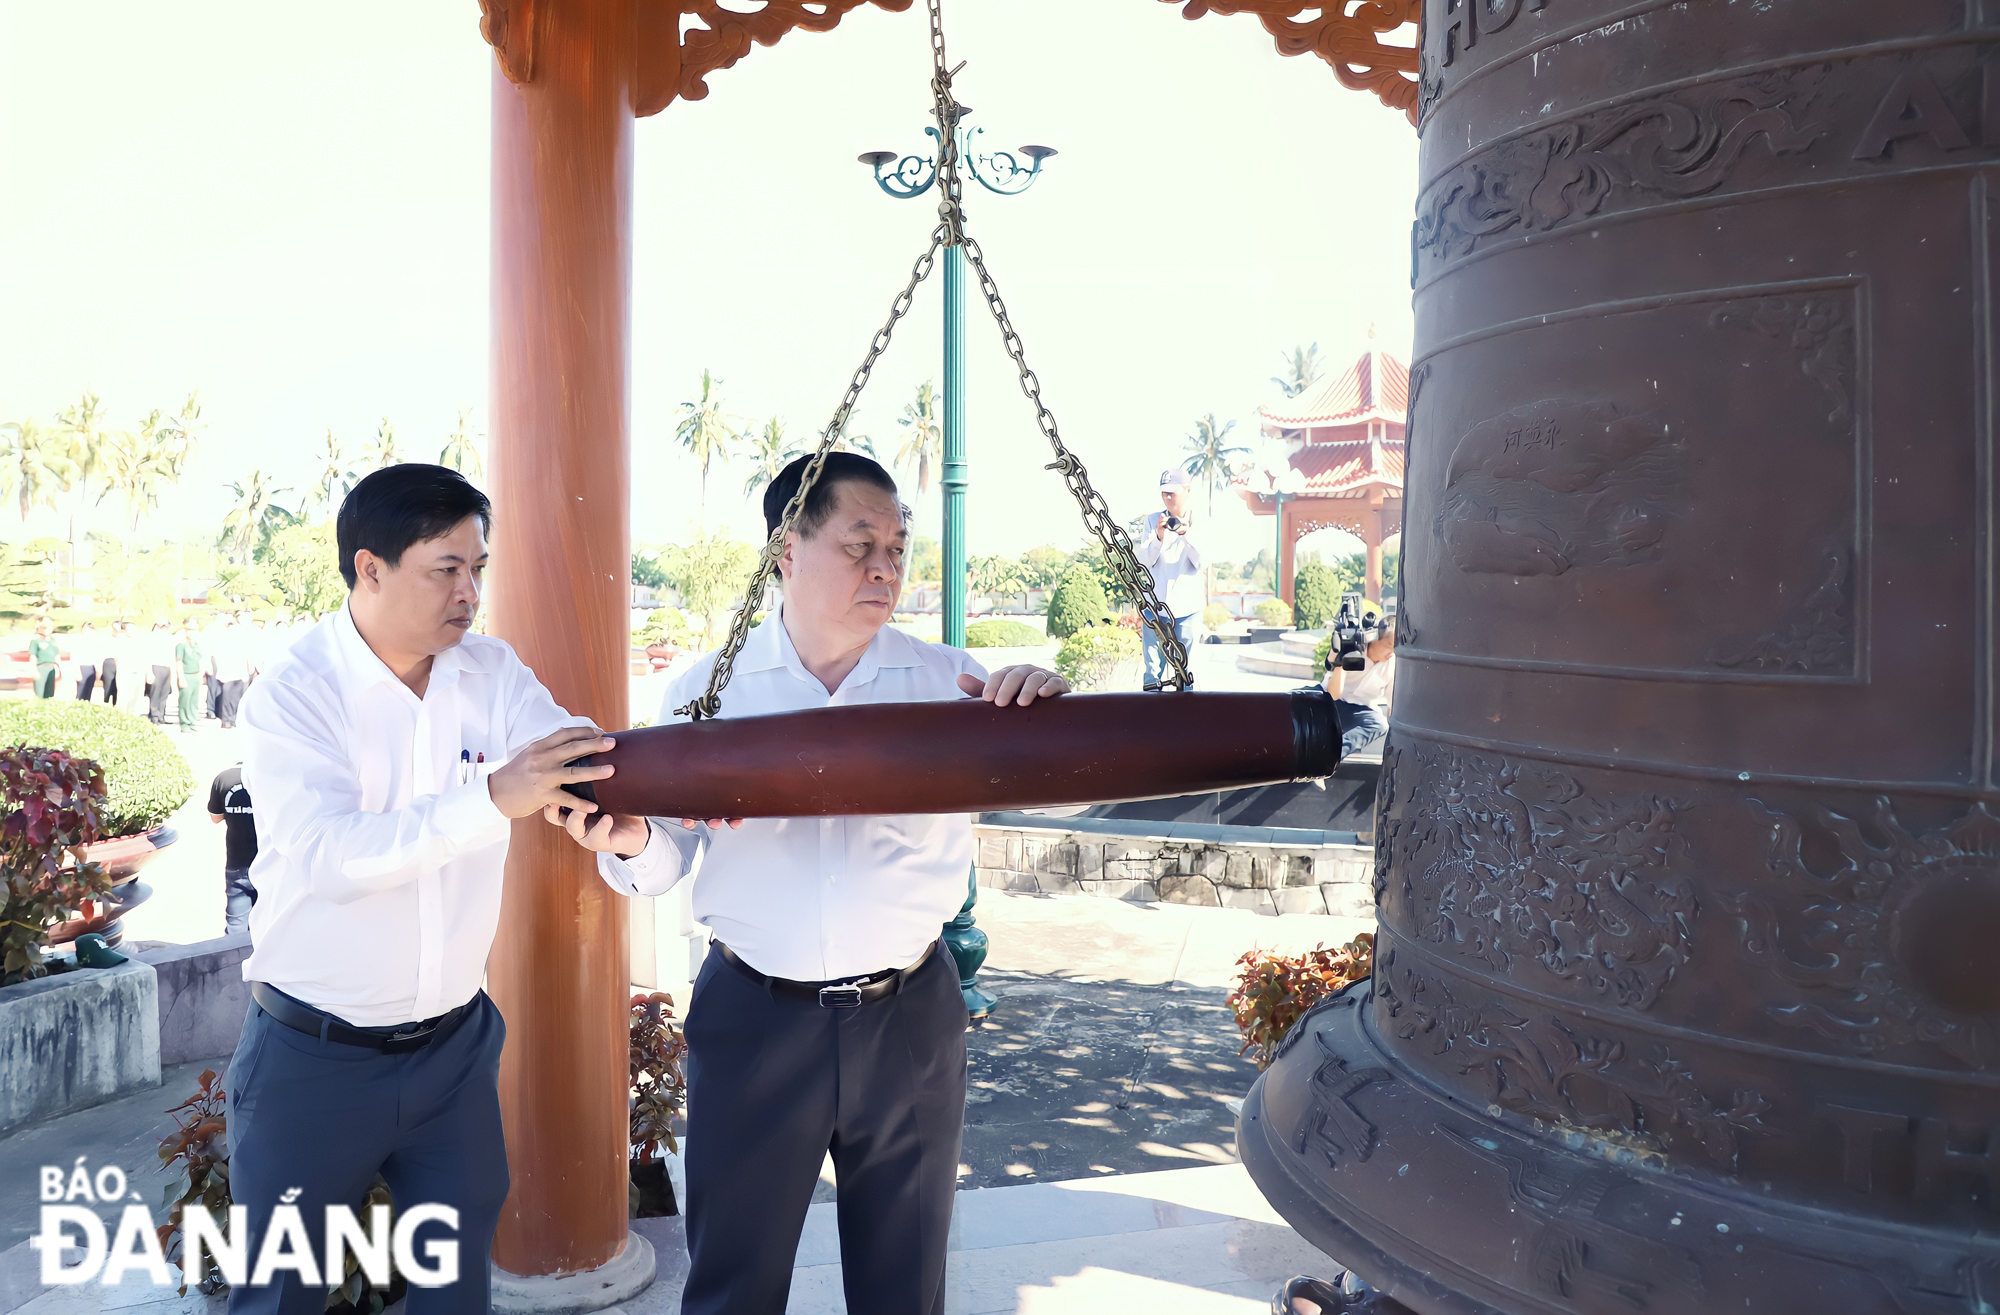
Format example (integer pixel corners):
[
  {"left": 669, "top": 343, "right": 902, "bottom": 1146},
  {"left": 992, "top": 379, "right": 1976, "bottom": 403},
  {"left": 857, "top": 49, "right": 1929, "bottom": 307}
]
[
  {"left": 1272, "top": 343, "right": 1321, "bottom": 398},
  {"left": 968, "top": 554, "right": 1029, "bottom": 598},
  {"left": 894, "top": 381, "right": 942, "bottom": 496},
  {"left": 741, "top": 418, "right": 798, "bottom": 499},
  {"left": 364, "top": 417, "right": 402, "bottom": 470},
  {"left": 1021, "top": 545, "right": 1072, "bottom": 590},
  {"left": 675, "top": 370, "right": 740, "bottom": 520},
  {"left": 111, "top": 394, "right": 202, "bottom": 530},
  {"left": 0, "top": 419, "right": 76, "bottom": 523},
  {"left": 261, "top": 520, "right": 346, "bottom": 616},
  {"left": 1180, "top": 413, "right": 1250, "bottom": 518},
  {"left": 55, "top": 394, "right": 121, "bottom": 513},
  {"left": 309, "top": 430, "right": 359, "bottom": 516},
  {"left": 661, "top": 529, "right": 758, "bottom": 637},
  {"left": 439, "top": 409, "right": 484, "bottom": 478},
  {"left": 221, "top": 470, "right": 293, "bottom": 564}
]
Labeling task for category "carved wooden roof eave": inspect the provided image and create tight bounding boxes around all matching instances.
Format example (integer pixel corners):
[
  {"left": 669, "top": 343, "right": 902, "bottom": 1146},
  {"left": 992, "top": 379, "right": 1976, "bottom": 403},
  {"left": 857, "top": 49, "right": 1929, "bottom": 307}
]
[
  {"left": 1164, "top": 0, "right": 1422, "bottom": 127},
  {"left": 477, "top": 0, "right": 917, "bottom": 115}
]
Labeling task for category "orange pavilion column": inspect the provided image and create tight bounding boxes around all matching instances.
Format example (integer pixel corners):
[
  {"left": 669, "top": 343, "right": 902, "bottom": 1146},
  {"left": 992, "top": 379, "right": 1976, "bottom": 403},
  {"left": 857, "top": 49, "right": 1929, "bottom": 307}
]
[
  {"left": 1278, "top": 501, "right": 1299, "bottom": 605},
  {"left": 483, "top": 0, "right": 636, "bottom": 1282}
]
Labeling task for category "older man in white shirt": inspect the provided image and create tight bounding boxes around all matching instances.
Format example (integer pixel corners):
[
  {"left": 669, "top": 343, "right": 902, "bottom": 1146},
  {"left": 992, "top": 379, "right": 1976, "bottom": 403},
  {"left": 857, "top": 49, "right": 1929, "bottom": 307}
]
[
  {"left": 231, "top": 465, "right": 613, "bottom": 1315},
  {"left": 553, "top": 452, "right": 1068, "bottom": 1315}
]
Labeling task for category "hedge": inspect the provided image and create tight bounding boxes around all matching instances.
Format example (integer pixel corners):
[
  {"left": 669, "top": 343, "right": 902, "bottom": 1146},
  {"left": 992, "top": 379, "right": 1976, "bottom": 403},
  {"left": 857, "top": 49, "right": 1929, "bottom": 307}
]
[
  {"left": 0, "top": 702, "right": 194, "bottom": 836},
  {"left": 1055, "top": 624, "right": 1140, "bottom": 691},
  {"left": 1293, "top": 560, "right": 1341, "bottom": 629},
  {"left": 963, "top": 619, "right": 1046, "bottom": 648}
]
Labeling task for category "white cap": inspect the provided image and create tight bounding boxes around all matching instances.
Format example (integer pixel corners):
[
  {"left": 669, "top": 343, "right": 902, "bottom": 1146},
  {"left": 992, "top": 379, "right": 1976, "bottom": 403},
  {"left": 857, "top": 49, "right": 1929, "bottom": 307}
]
[{"left": 1159, "top": 468, "right": 1192, "bottom": 490}]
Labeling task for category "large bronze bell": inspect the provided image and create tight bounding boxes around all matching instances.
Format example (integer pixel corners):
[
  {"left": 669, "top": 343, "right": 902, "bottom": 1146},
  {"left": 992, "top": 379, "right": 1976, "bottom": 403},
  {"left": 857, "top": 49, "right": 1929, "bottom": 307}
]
[{"left": 1240, "top": 4, "right": 2000, "bottom": 1311}]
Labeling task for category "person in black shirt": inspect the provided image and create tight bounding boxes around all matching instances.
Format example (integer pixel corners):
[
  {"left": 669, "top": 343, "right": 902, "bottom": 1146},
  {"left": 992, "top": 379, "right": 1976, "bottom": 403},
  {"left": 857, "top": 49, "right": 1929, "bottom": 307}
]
[{"left": 207, "top": 764, "right": 258, "bottom": 933}]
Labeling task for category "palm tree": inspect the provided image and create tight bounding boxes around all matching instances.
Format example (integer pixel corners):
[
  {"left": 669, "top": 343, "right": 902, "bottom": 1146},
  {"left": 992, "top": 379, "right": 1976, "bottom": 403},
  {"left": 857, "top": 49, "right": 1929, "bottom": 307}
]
[
  {"left": 1272, "top": 343, "right": 1321, "bottom": 398},
  {"left": 222, "top": 470, "right": 293, "bottom": 564},
  {"left": 0, "top": 419, "right": 76, "bottom": 523},
  {"left": 113, "top": 394, "right": 202, "bottom": 530},
  {"left": 742, "top": 418, "right": 798, "bottom": 498},
  {"left": 675, "top": 370, "right": 739, "bottom": 520},
  {"left": 365, "top": 417, "right": 402, "bottom": 470},
  {"left": 309, "top": 430, "right": 357, "bottom": 515},
  {"left": 894, "top": 381, "right": 942, "bottom": 495},
  {"left": 1181, "top": 413, "right": 1250, "bottom": 518},
  {"left": 439, "top": 409, "right": 484, "bottom": 478}
]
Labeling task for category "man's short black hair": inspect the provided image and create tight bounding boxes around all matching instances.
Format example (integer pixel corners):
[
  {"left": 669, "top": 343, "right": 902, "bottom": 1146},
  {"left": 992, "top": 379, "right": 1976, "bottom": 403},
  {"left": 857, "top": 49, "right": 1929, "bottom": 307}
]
[
  {"left": 763, "top": 451, "right": 900, "bottom": 539},
  {"left": 337, "top": 464, "right": 494, "bottom": 589}
]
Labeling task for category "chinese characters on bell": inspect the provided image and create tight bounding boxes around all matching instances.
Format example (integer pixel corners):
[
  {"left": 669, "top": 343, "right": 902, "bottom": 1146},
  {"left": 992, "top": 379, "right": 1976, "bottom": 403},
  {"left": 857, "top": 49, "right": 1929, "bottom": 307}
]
[{"left": 30, "top": 1157, "right": 460, "bottom": 1289}]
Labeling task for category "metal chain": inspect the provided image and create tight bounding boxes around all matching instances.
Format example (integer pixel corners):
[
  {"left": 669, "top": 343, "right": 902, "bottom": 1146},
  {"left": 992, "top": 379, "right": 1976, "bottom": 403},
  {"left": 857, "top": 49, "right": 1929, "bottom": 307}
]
[
  {"left": 681, "top": 0, "right": 1190, "bottom": 717},
  {"left": 678, "top": 228, "right": 946, "bottom": 719},
  {"left": 954, "top": 233, "right": 1192, "bottom": 691}
]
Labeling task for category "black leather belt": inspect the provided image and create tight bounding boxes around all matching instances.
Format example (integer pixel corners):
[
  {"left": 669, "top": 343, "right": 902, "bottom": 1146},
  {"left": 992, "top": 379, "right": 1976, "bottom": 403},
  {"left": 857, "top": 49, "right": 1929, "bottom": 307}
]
[
  {"left": 713, "top": 941, "right": 935, "bottom": 1009},
  {"left": 251, "top": 981, "right": 474, "bottom": 1053}
]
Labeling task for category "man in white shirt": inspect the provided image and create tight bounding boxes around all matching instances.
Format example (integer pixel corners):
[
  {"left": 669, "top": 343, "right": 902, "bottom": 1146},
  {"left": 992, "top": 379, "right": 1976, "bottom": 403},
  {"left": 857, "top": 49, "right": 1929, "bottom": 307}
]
[
  {"left": 552, "top": 452, "right": 1069, "bottom": 1315},
  {"left": 1134, "top": 466, "right": 1205, "bottom": 686},
  {"left": 1322, "top": 608, "right": 1395, "bottom": 756},
  {"left": 207, "top": 614, "right": 256, "bottom": 728},
  {"left": 231, "top": 464, "right": 615, "bottom": 1315}
]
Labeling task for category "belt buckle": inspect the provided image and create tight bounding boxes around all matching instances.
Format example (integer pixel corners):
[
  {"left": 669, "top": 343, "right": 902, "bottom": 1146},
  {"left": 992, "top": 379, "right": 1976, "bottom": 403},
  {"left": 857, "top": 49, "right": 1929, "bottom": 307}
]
[
  {"left": 818, "top": 984, "right": 864, "bottom": 1009},
  {"left": 381, "top": 1022, "right": 438, "bottom": 1053}
]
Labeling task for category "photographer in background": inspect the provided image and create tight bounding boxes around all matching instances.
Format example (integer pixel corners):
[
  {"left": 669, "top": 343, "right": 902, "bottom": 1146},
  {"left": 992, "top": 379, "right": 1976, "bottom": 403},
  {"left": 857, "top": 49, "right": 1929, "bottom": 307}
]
[
  {"left": 1323, "top": 599, "right": 1395, "bottom": 756},
  {"left": 1135, "top": 467, "right": 1205, "bottom": 686}
]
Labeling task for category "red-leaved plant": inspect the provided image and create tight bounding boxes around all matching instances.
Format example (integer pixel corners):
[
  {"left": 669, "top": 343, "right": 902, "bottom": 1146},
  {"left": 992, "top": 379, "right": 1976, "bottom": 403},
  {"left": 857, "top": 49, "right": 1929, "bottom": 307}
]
[
  {"left": 0, "top": 744, "right": 111, "bottom": 985},
  {"left": 630, "top": 991, "right": 687, "bottom": 1162},
  {"left": 1226, "top": 933, "right": 1375, "bottom": 1069},
  {"left": 156, "top": 1069, "right": 231, "bottom": 1296}
]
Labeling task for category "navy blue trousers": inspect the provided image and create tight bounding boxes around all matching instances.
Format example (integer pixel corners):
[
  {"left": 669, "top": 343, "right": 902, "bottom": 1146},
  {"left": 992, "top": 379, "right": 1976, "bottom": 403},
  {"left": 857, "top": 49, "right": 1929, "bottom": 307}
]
[
  {"left": 1334, "top": 698, "right": 1388, "bottom": 757},
  {"left": 224, "top": 992, "right": 510, "bottom": 1315},
  {"left": 680, "top": 943, "right": 968, "bottom": 1315}
]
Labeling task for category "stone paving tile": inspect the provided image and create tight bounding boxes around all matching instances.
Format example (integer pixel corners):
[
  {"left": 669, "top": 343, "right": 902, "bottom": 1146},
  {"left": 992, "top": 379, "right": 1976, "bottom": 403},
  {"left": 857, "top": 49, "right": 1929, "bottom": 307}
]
[{"left": 959, "top": 970, "right": 1257, "bottom": 1190}]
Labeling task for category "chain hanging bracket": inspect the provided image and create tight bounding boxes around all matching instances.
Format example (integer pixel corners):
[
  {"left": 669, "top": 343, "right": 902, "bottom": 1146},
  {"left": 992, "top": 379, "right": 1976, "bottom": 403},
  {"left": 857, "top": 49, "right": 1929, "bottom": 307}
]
[{"left": 680, "top": 0, "right": 1192, "bottom": 719}]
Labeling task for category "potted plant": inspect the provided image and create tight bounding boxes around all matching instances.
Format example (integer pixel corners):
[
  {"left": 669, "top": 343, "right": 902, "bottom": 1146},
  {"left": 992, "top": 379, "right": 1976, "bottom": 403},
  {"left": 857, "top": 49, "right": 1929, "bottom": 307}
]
[
  {"left": 629, "top": 990, "right": 686, "bottom": 1217},
  {"left": 0, "top": 701, "right": 194, "bottom": 948},
  {"left": 0, "top": 745, "right": 113, "bottom": 985},
  {"left": 1226, "top": 933, "right": 1375, "bottom": 1069}
]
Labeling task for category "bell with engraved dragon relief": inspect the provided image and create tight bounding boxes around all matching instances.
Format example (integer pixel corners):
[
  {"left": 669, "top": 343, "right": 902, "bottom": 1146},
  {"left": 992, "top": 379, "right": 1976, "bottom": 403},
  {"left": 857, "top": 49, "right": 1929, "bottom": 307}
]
[{"left": 1238, "top": 2, "right": 2000, "bottom": 1311}]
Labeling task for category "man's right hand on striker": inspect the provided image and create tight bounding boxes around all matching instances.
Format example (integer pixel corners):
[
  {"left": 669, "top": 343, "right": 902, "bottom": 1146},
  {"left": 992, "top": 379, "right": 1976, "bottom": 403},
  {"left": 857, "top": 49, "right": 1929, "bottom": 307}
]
[{"left": 488, "top": 725, "right": 616, "bottom": 819}]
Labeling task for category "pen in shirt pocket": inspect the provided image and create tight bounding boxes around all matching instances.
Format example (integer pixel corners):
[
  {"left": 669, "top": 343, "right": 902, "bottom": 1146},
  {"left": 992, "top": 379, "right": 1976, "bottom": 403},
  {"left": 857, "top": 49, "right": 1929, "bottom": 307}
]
[{"left": 459, "top": 749, "right": 471, "bottom": 786}]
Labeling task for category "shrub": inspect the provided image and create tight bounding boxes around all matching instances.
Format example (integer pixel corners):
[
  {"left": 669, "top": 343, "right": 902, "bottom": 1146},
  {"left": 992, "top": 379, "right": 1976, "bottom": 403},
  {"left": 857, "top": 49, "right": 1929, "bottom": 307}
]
[
  {"left": 1201, "top": 603, "right": 1232, "bottom": 631},
  {"left": 1045, "top": 565, "right": 1109, "bottom": 640},
  {"left": 0, "top": 746, "right": 111, "bottom": 984},
  {"left": 1055, "top": 624, "right": 1140, "bottom": 691},
  {"left": 636, "top": 606, "right": 699, "bottom": 651},
  {"left": 1253, "top": 598, "right": 1291, "bottom": 627},
  {"left": 0, "top": 701, "right": 194, "bottom": 836},
  {"left": 964, "top": 619, "right": 1045, "bottom": 648},
  {"left": 1314, "top": 634, "right": 1334, "bottom": 672},
  {"left": 1226, "top": 934, "right": 1375, "bottom": 1069},
  {"left": 1293, "top": 559, "right": 1341, "bottom": 629}
]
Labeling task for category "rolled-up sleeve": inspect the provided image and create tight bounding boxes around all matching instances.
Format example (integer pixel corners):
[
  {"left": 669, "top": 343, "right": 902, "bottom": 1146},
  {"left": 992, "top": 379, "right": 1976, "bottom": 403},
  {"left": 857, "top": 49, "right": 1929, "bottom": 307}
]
[{"left": 241, "top": 677, "right": 512, "bottom": 905}]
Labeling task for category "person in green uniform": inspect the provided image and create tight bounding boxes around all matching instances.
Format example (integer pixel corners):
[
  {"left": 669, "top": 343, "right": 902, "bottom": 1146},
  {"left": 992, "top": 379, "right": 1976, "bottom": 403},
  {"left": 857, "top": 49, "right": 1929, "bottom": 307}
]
[
  {"left": 27, "top": 620, "right": 61, "bottom": 699},
  {"left": 172, "top": 619, "right": 203, "bottom": 732}
]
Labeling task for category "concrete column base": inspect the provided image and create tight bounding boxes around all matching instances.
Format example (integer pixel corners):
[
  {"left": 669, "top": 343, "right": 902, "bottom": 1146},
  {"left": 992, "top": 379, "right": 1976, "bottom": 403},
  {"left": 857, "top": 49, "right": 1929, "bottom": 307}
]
[{"left": 491, "top": 1233, "right": 656, "bottom": 1314}]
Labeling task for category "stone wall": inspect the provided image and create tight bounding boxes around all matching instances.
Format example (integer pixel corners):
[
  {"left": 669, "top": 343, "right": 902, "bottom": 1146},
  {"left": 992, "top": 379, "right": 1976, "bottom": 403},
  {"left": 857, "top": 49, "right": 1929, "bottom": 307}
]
[
  {"left": 974, "top": 825, "right": 1374, "bottom": 917},
  {"left": 0, "top": 959, "right": 160, "bottom": 1135},
  {"left": 137, "top": 932, "right": 253, "bottom": 1067}
]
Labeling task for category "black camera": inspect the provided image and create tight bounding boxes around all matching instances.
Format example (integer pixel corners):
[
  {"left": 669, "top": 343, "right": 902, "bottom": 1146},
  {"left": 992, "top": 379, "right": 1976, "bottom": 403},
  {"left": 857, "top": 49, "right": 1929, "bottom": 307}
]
[
  {"left": 1328, "top": 599, "right": 1386, "bottom": 672},
  {"left": 1162, "top": 514, "right": 1184, "bottom": 532}
]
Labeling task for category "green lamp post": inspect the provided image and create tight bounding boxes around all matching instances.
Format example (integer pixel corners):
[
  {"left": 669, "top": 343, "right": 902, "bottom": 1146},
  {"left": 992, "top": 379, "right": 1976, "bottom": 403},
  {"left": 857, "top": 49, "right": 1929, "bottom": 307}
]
[{"left": 860, "top": 107, "right": 1054, "bottom": 1017}]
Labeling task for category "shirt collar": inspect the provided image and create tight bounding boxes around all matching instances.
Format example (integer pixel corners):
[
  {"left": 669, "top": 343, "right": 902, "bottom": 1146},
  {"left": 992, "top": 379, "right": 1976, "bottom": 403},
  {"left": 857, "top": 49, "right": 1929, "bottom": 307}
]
[
  {"left": 736, "top": 603, "right": 925, "bottom": 694},
  {"left": 330, "top": 604, "right": 481, "bottom": 698}
]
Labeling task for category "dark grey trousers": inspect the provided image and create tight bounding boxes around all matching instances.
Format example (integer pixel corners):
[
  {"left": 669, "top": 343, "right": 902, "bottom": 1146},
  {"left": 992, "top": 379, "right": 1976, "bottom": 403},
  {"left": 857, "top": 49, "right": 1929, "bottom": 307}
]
[
  {"left": 681, "top": 942, "right": 969, "bottom": 1315},
  {"left": 224, "top": 992, "right": 510, "bottom": 1315}
]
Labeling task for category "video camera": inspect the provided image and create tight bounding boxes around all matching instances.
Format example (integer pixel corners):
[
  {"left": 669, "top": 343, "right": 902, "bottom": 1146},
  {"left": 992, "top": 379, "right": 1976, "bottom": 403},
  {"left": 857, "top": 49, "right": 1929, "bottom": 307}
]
[{"left": 1328, "top": 596, "right": 1386, "bottom": 672}]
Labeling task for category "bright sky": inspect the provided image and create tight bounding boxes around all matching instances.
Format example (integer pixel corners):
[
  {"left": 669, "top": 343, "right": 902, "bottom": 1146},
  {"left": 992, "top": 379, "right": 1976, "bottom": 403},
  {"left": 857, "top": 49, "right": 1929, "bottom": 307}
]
[{"left": 0, "top": 1, "right": 1416, "bottom": 570}]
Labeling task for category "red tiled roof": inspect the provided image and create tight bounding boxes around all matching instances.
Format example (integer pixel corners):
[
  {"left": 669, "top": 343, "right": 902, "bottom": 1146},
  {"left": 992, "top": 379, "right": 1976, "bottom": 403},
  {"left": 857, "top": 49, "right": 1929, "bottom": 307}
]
[
  {"left": 1260, "top": 344, "right": 1410, "bottom": 428},
  {"left": 1233, "top": 437, "right": 1404, "bottom": 499}
]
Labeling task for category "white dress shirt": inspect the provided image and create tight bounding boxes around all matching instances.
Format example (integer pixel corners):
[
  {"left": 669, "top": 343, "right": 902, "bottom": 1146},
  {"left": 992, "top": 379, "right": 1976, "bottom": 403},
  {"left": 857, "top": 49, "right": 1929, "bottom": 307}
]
[
  {"left": 1345, "top": 652, "right": 1396, "bottom": 711},
  {"left": 238, "top": 605, "right": 585, "bottom": 1026},
  {"left": 598, "top": 608, "right": 986, "bottom": 983},
  {"left": 1135, "top": 511, "right": 1206, "bottom": 620}
]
